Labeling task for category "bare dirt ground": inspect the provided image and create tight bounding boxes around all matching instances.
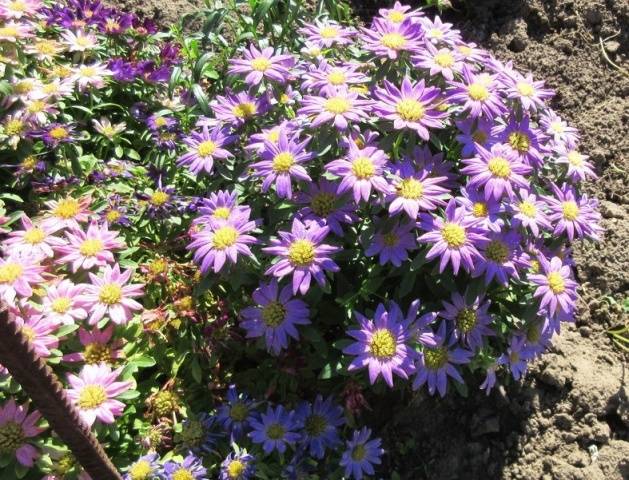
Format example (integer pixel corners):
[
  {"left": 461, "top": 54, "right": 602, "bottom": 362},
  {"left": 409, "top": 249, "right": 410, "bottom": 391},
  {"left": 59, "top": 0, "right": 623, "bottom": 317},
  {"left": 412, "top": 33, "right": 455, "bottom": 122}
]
[{"left": 119, "top": 0, "right": 629, "bottom": 478}]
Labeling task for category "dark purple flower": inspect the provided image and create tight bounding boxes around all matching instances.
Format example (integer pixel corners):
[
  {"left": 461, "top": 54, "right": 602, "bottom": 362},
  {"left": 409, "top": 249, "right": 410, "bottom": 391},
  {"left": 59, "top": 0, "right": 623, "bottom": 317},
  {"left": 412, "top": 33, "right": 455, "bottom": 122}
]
[
  {"left": 340, "top": 428, "right": 383, "bottom": 480},
  {"left": 440, "top": 291, "right": 494, "bottom": 350},
  {"left": 249, "top": 405, "right": 300, "bottom": 455},
  {"left": 365, "top": 220, "right": 416, "bottom": 267},
  {"left": 295, "top": 179, "right": 358, "bottom": 236}
]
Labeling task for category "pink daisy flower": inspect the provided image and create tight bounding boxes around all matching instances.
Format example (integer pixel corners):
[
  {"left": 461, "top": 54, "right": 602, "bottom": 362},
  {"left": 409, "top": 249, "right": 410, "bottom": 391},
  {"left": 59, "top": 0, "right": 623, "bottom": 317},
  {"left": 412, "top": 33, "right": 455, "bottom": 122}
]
[
  {"left": 0, "top": 398, "right": 44, "bottom": 467},
  {"left": 41, "top": 279, "right": 87, "bottom": 325},
  {"left": 0, "top": 20, "right": 34, "bottom": 42},
  {"left": 0, "top": 0, "right": 42, "bottom": 19},
  {"left": 63, "top": 324, "right": 123, "bottom": 365},
  {"left": 0, "top": 253, "right": 45, "bottom": 304},
  {"left": 66, "top": 364, "right": 133, "bottom": 426},
  {"left": 298, "top": 20, "right": 354, "bottom": 48},
  {"left": 70, "top": 62, "right": 111, "bottom": 91},
  {"left": 42, "top": 196, "right": 92, "bottom": 230},
  {"left": 3, "top": 215, "right": 65, "bottom": 259},
  {"left": 79, "top": 264, "right": 144, "bottom": 325},
  {"left": 11, "top": 303, "right": 59, "bottom": 358},
  {"left": 55, "top": 222, "right": 124, "bottom": 272}
]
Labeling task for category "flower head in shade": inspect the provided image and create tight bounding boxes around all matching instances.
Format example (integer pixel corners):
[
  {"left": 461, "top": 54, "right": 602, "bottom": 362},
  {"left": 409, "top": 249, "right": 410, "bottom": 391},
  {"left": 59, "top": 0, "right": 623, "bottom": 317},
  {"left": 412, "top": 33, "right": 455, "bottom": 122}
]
[
  {"left": 412, "top": 42, "right": 463, "bottom": 81},
  {"left": 343, "top": 302, "right": 417, "bottom": 387},
  {"left": 455, "top": 117, "right": 496, "bottom": 158},
  {"left": 339, "top": 427, "right": 383, "bottom": 480},
  {"left": 124, "top": 453, "right": 160, "bottom": 480},
  {"left": 295, "top": 179, "right": 358, "bottom": 236},
  {"left": 360, "top": 17, "right": 422, "bottom": 59},
  {"left": 539, "top": 109, "right": 579, "bottom": 146},
  {"left": 474, "top": 230, "right": 526, "bottom": 286},
  {"left": 13, "top": 304, "right": 59, "bottom": 358},
  {"left": 177, "top": 125, "right": 236, "bottom": 176},
  {"left": 413, "top": 321, "right": 473, "bottom": 397},
  {"left": 325, "top": 140, "right": 391, "bottom": 203},
  {"left": 295, "top": 395, "right": 344, "bottom": 459},
  {"left": 219, "top": 450, "right": 255, "bottom": 480},
  {"left": 554, "top": 144, "right": 597, "bottom": 182},
  {"left": 441, "top": 291, "right": 493, "bottom": 350},
  {"left": 373, "top": 77, "right": 446, "bottom": 140},
  {"left": 387, "top": 160, "right": 448, "bottom": 219},
  {"left": 240, "top": 278, "right": 310, "bottom": 355},
  {"left": 461, "top": 143, "right": 531, "bottom": 201},
  {"left": 216, "top": 385, "right": 256, "bottom": 441},
  {"left": 504, "top": 71, "right": 554, "bottom": 112},
  {"left": 66, "top": 363, "right": 132, "bottom": 426},
  {"left": 302, "top": 61, "right": 368, "bottom": 93},
  {"left": 251, "top": 130, "right": 313, "bottom": 199},
  {"left": 176, "top": 413, "right": 221, "bottom": 454},
  {"left": 0, "top": 253, "right": 45, "bottom": 304},
  {"left": 365, "top": 220, "right": 416, "bottom": 267},
  {"left": 249, "top": 405, "right": 300, "bottom": 454},
  {"left": 3, "top": 215, "right": 64, "bottom": 259},
  {"left": 298, "top": 20, "right": 354, "bottom": 48},
  {"left": 41, "top": 280, "right": 87, "bottom": 325},
  {"left": 211, "top": 90, "right": 269, "bottom": 127},
  {"left": 0, "top": 399, "right": 44, "bottom": 467},
  {"left": 455, "top": 187, "right": 504, "bottom": 233},
  {"left": 42, "top": 195, "right": 91, "bottom": 230},
  {"left": 528, "top": 255, "right": 578, "bottom": 317},
  {"left": 80, "top": 263, "right": 144, "bottom": 325},
  {"left": 543, "top": 183, "right": 602, "bottom": 241},
  {"left": 495, "top": 115, "right": 544, "bottom": 168},
  {"left": 228, "top": 44, "right": 294, "bottom": 85},
  {"left": 63, "top": 325, "right": 123, "bottom": 365},
  {"left": 40, "top": 122, "right": 76, "bottom": 147},
  {"left": 163, "top": 454, "right": 208, "bottom": 480},
  {"left": 188, "top": 215, "right": 258, "bottom": 274},
  {"left": 378, "top": 1, "right": 423, "bottom": 24},
  {"left": 55, "top": 222, "right": 124, "bottom": 272},
  {"left": 298, "top": 88, "right": 371, "bottom": 130},
  {"left": 496, "top": 334, "right": 535, "bottom": 380},
  {"left": 510, "top": 188, "right": 551, "bottom": 237},
  {"left": 448, "top": 66, "right": 504, "bottom": 118},
  {"left": 418, "top": 199, "right": 488, "bottom": 274},
  {"left": 263, "top": 218, "right": 340, "bottom": 295}
]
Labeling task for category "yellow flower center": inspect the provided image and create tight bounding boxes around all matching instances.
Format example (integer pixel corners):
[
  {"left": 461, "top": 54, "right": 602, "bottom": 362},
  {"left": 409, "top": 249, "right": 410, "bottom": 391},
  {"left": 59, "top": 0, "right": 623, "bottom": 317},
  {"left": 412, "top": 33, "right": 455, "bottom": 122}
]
[
  {"left": 387, "top": 10, "right": 405, "bottom": 23},
  {"left": 150, "top": 191, "right": 169, "bottom": 206},
  {"left": 0, "top": 26, "right": 19, "bottom": 37},
  {"left": 8, "top": 0, "right": 26, "bottom": 12},
  {"left": 21, "top": 326, "right": 35, "bottom": 342},
  {"left": 197, "top": 140, "right": 217, "bottom": 157},
  {"left": 229, "top": 402, "right": 249, "bottom": 421},
  {"left": 272, "top": 152, "right": 294, "bottom": 173},
  {"left": 519, "top": 201, "right": 537, "bottom": 218},
  {"left": 382, "top": 232, "right": 399, "bottom": 247},
  {"left": 458, "top": 45, "right": 472, "bottom": 56},
  {"left": 472, "top": 202, "right": 488, "bottom": 218},
  {"left": 27, "top": 100, "right": 46, "bottom": 113},
  {"left": 172, "top": 468, "right": 194, "bottom": 480},
  {"left": 227, "top": 460, "right": 245, "bottom": 479},
  {"left": 0, "top": 263, "right": 23, "bottom": 283},
  {"left": 380, "top": 32, "right": 407, "bottom": 50},
  {"left": 370, "top": 328, "right": 396, "bottom": 359},
  {"left": 21, "top": 155, "right": 37, "bottom": 170},
  {"left": 14, "top": 80, "right": 34, "bottom": 94},
  {"left": 75, "top": 36, "right": 92, "bottom": 47},
  {"left": 429, "top": 28, "right": 443, "bottom": 39},
  {"left": 516, "top": 82, "right": 535, "bottom": 97},
  {"left": 424, "top": 346, "right": 448, "bottom": 370},
  {"left": 288, "top": 239, "right": 316, "bottom": 267},
  {"left": 36, "top": 40, "right": 57, "bottom": 55},
  {"left": 84, "top": 342, "right": 112, "bottom": 365},
  {"left": 79, "top": 239, "right": 104, "bottom": 257},
  {"left": 49, "top": 126, "right": 69, "bottom": 140},
  {"left": 262, "top": 300, "right": 286, "bottom": 327},
  {"left": 547, "top": 272, "right": 565, "bottom": 294},
  {"left": 305, "top": 414, "right": 327, "bottom": 436},
  {"left": 434, "top": 51, "right": 455, "bottom": 67},
  {"left": 351, "top": 156, "right": 375, "bottom": 179},
  {"left": 485, "top": 239, "right": 509, "bottom": 263},
  {"left": 54, "top": 198, "right": 80, "bottom": 218},
  {"left": 311, "top": 192, "right": 335, "bottom": 217},
  {"left": 350, "top": 85, "right": 369, "bottom": 95},
  {"left": 468, "top": 83, "right": 489, "bottom": 101},
  {"left": 487, "top": 156, "right": 511, "bottom": 178},
  {"left": 106, "top": 210, "right": 121, "bottom": 223},
  {"left": 0, "top": 421, "right": 25, "bottom": 454},
  {"left": 52, "top": 65, "right": 72, "bottom": 78},
  {"left": 266, "top": 423, "right": 285, "bottom": 440},
  {"left": 128, "top": 460, "right": 152, "bottom": 480},
  {"left": 266, "top": 129, "right": 280, "bottom": 142},
  {"left": 352, "top": 444, "right": 366, "bottom": 461},
  {"left": 508, "top": 131, "right": 530, "bottom": 153},
  {"left": 396, "top": 98, "right": 425, "bottom": 121},
  {"left": 79, "top": 66, "right": 96, "bottom": 77},
  {"left": 325, "top": 96, "right": 350, "bottom": 114},
  {"left": 471, "top": 130, "right": 487, "bottom": 144},
  {"left": 232, "top": 102, "right": 256, "bottom": 118},
  {"left": 327, "top": 70, "right": 346, "bottom": 86},
  {"left": 154, "top": 117, "right": 167, "bottom": 127},
  {"left": 5, "top": 119, "right": 24, "bottom": 136},
  {"left": 550, "top": 121, "right": 564, "bottom": 133},
  {"left": 212, "top": 226, "right": 238, "bottom": 250},
  {"left": 78, "top": 384, "right": 107, "bottom": 409},
  {"left": 99, "top": 283, "right": 122, "bottom": 305},
  {"left": 441, "top": 223, "right": 466, "bottom": 248},
  {"left": 51, "top": 297, "right": 72, "bottom": 313},
  {"left": 319, "top": 26, "right": 338, "bottom": 39},
  {"left": 529, "top": 259, "right": 540, "bottom": 273},
  {"left": 567, "top": 151, "right": 583, "bottom": 166},
  {"left": 397, "top": 178, "right": 424, "bottom": 200},
  {"left": 562, "top": 201, "right": 579, "bottom": 221},
  {"left": 279, "top": 93, "right": 290, "bottom": 104},
  {"left": 526, "top": 323, "right": 541, "bottom": 343},
  {"left": 456, "top": 308, "right": 477, "bottom": 333},
  {"left": 23, "top": 227, "right": 45, "bottom": 244},
  {"left": 212, "top": 207, "right": 231, "bottom": 220},
  {"left": 251, "top": 57, "right": 271, "bottom": 72}
]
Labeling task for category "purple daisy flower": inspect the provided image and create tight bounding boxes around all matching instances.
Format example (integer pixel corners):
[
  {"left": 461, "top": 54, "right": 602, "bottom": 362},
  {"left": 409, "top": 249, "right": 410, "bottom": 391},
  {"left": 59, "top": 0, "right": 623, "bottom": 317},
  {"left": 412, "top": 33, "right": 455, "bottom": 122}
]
[
  {"left": 124, "top": 453, "right": 160, "bottom": 480},
  {"left": 219, "top": 450, "right": 255, "bottom": 480},
  {"left": 455, "top": 187, "right": 504, "bottom": 233},
  {"left": 504, "top": 71, "right": 554, "bottom": 112},
  {"left": 447, "top": 65, "right": 505, "bottom": 118},
  {"left": 496, "top": 334, "right": 535, "bottom": 380},
  {"left": 211, "top": 90, "right": 269, "bottom": 126},
  {"left": 420, "top": 16, "right": 461, "bottom": 45},
  {"left": 39, "top": 123, "right": 76, "bottom": 147},
  {"left": 543, "top": 183, "right": 602, "bottom": 241},
  {"left": 553, "top": 143, "right": 597, "bottom": 182},
  {"left": 216, "top": 385, "right": 256, "bottom": 441},
  {"left": 228, "top": 44, "right": 294, "bottom": 85},
  {"left": 474, "top": 230, "right": 526, "bottom": 286},
  {"left": 522, "top": 317, "right": 555, "bottom": 357},
  {"left": 302, "top": 60, "right": 368, "bottom": 93},
  {"left": 250, "top": 130, "right": 313, "bottom": 199},
  {"left": 194, "top": 190, "right": 251, "bottom": 226},
  {"left": 245, "top": 120, "right": 299, "bottom": 153},
  {"left": 188, "top": 215, "right": 258, "bottom": 274},
  {"left": 455, "top": 117, "right": 496, "bottom": 157},
  {"left": 387, "top": 160, "right": 449, "bottom": 219},
  {"left": 440, "top": 291, "right": 494, "bottom": 350},
  {"left": 249, "top": 405, "right": 300, "bottom": 455},
  {"left": 461, "top": 143, "right": 531, "bottom": 201},
  {"left": 365, "top": 220, "right": 417, "bottom": 267},
  {"left": 343, "top": 302, "right": 416, "bottom": 387},
  {"left": 528, "top": 255, "right": 578, "bottom": 317},
  {"left": 360, "top": 17, "right": 423, "bottom": 59},
  {"left": 378, "top": 1, "right": 423, "bottom": 25},
  {"left": 510, "top": 188, "right": 551, "bottom": 237},
  {"left": 411, "top": 145, "right": 458, "bottom": 188},
  {"left": 147, "top": 113, "right": 177, "bottom": 131},
  {"left": 177, "top": 125, "right": 237, "bottom": 176},
  {"left": 339, "top": 427, "right": 383, "bottom": 480},
  {"left": 298, "top": 88, "right": 371, "bottom": 130},
  {"left": 418, "top": 199, "right": 488, "bottom": 274},
  {"left": 240, "top": 278, "right": 310, "bottom": 355},
  {"left": 539, "top": 109, "right": 579, "bottom": 146},
  {"left": 373, "top": 77, "right": 446, "bottom": 140},
  {"left": 413, "top": 321, "right": 473, "bottom": 397},
  {"left": 326, "top": 140, "right": 392, "bottom": 203},
  {"left": 494, "top": 115, "right": 545, "bottom": 168},
  {"left": 298, "top": 20, "right": 354, "bottom": 48},
  {"left": 295, "top": 179, "right": 358, "bottom": 236},
  {"left": 295, "top": 395, "right": 345, "bottom": 459},
  {"left": 412, "top": 42, "right": 463, "bottom": 81},
  {"left": 163, "top": 453, "right": 208, "bottom": 480},
  {"left": 263, "top": 218, "right": 340, "bottom": 295}
]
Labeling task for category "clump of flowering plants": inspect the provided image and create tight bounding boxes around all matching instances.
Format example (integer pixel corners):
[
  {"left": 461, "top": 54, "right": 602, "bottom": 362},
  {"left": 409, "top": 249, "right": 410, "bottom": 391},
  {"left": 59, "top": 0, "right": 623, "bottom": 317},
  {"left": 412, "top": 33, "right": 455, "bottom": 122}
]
[{"left": 0, "top": 0, "right": 601, "bottom": 478}]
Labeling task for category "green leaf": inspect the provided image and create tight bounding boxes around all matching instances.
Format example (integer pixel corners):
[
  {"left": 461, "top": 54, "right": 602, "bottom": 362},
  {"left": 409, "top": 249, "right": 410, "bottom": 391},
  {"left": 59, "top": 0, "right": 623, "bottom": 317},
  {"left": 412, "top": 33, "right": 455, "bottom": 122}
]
[
  {"left": 116, "top": 389, "right": 140, "bottom": 400},
  {"left": 130, "top": 355, "right": 156, "bottom": 368},
  {"left": 0, "top": 193, "right": 23, "bottom": 203},
  {"left": 191, "top": 84, "right": 211, "bottom": 115}
]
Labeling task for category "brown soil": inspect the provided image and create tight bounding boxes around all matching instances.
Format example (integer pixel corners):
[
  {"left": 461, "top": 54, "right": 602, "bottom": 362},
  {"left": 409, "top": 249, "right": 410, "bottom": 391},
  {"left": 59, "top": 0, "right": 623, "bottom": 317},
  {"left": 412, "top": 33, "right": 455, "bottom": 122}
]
[{"left": 121, "top": 0, "right": 629, "bottom": 478}]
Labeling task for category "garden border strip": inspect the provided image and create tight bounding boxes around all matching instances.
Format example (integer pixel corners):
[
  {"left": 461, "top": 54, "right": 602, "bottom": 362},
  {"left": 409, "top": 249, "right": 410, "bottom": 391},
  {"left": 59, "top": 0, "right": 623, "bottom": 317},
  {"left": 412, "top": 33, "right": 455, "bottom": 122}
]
[{"left": 0, "top": 304, "right": 122, "bottom": 480}]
